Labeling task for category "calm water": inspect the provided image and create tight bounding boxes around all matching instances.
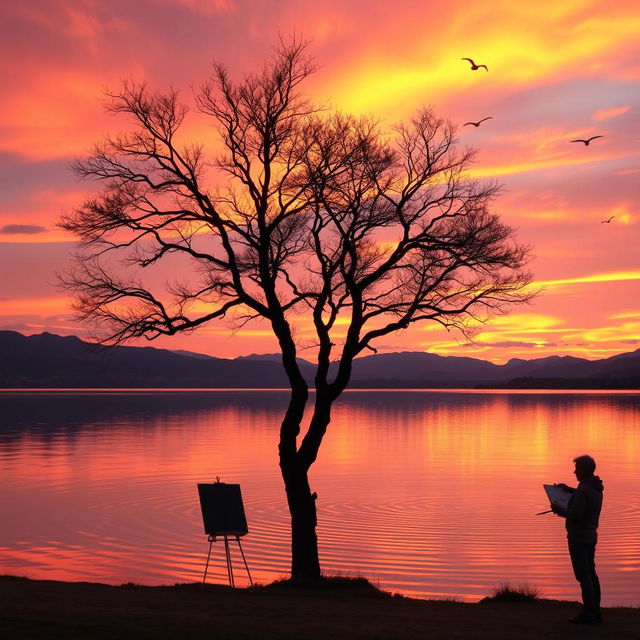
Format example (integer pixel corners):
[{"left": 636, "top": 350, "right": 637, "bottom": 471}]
[{"left": 1, "top": 389, "right": 639, "bottom": 605}]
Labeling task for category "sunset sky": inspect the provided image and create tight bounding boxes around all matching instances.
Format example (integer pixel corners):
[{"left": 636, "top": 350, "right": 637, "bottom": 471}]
[{"left": 1, "top": 0, "right": 638, "bottom": 363}]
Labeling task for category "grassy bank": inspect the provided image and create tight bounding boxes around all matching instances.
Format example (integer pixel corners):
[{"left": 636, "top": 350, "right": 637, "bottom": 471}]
[{"left": 1, "top": 575, "right": 638, "bottom": 639}]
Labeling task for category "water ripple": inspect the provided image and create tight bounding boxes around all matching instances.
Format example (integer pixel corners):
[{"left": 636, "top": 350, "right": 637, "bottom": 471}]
[{"left": 1, "top": 390, "right": 639, "bottom": 604}]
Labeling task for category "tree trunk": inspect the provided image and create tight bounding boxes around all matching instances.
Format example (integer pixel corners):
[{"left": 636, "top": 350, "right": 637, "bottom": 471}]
[
  {"left": 279, "top": 392, "right": 333, "bottom": 584},
  {"left": 281, "top": 463, "right": 320, "bottom": 583}
]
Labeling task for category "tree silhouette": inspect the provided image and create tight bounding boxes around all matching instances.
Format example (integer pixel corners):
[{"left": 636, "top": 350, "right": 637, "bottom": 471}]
[{"left": 60, "top": 38, "right": 533, "bottom": 583}]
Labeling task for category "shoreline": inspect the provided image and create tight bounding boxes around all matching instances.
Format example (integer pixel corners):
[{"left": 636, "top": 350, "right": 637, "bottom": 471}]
[
  {"left": 1, "top": 387, "right": 638, "bottom": 392},
  {"left": 2, "top": 575, "right": 639, "bottom": 639}
]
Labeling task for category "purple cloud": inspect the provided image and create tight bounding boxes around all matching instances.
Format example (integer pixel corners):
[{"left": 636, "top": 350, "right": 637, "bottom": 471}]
[
  {"left": 463, "top": 341, "right": 557, "bottom": 349},
  {"left": 0, "top": 224, "right": 48, "bottom": 234}
]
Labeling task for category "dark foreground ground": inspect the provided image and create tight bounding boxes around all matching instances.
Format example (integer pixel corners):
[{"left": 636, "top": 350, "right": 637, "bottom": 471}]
[{"left": 1, "top": 575, "right": 639, "bottom": 640}]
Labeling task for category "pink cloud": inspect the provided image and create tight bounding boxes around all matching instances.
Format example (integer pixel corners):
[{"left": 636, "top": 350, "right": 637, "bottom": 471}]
[{"left": 592, "top": 105, "right": 631, "bottom": 121}]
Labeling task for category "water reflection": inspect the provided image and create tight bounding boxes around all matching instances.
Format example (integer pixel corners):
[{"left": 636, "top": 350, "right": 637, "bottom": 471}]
[{"left": 0, "top": 390, "right": 638, "bottom": 604}]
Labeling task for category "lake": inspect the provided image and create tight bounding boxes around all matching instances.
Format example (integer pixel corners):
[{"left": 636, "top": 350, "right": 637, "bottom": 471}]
[{"left": 0, "top": 389, "right": 638, "bottom": 605}]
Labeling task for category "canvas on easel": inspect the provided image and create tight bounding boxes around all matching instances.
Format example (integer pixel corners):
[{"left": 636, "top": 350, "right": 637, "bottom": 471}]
[{"left": 197, "top": 482, "right": 248, "bottom": 537}]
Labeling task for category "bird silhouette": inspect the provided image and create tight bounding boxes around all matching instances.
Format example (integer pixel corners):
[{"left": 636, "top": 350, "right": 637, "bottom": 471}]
[
  {"left": 570, "top": 135, "right": 604, "bottom": 146},
  {"left": 462, "top": 57, "right": 488, "bottom": 71},
  {"left": 601, "top": 216, "right": 615, "bottom": 224},
  {"left": 464, "top": 117, "right": 493, "bottom": 127}
]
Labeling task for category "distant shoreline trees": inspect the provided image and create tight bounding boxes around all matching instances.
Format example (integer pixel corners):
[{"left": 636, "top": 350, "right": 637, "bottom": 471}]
[{"left": 60, "top": 38, "right": 533, "bottom": 583}]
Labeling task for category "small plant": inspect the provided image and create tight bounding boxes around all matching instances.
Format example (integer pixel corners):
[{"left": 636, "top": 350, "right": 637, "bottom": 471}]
[
  {"left": 482, "top": 580, "right": 542, "bottom": 603},
  {"left": 436, "top": 595, "right": 460, "bottom": 602},
  {"left": 266, "top": 573, "right": 389, "bottom": 597}
]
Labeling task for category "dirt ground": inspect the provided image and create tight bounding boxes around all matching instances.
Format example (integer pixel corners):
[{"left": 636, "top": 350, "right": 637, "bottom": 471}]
[{"left": 1, "top": 575, "right": 638, "bottom": 640}]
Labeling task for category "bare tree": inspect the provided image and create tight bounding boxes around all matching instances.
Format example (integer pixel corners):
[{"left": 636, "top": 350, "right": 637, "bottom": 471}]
[{"left": 60, "top": 39, "right": 533, "bottom": 583}]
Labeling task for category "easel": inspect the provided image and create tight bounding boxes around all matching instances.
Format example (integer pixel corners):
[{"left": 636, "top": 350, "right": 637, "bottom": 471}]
[
  {"left": 202, "top": 533, "right": 253, "bottom": 588},
  {"left": 197, "top": 480, "right": 253, "bottom": 589}
]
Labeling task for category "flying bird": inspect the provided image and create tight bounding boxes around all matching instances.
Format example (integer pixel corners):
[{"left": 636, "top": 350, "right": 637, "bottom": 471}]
[
  {"left": 464, "top": 117, "right": 493, "bottom": 127},
  {"left": 570, "top": 135, "right": 604, "bottom": 146},
  {"left": 461, "top": 57, "right": 488, "bottom": 71},
  {"left": 601, "top": 216, "right": 615, "bottom": 224}
]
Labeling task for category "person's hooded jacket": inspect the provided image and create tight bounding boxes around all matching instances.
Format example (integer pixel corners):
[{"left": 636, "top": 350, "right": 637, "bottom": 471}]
[{"left": 562, "top": 475, "right": 604, "bottom": 542}]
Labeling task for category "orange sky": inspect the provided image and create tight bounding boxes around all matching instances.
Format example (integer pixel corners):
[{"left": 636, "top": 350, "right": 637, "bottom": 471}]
[{"left": 0, "top": 0, "right": 638, "bottom": 363}]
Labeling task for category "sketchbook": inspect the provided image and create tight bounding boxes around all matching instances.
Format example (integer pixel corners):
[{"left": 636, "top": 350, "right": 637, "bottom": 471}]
[{"left": 543, "top": 484, "right": 572, "bottom": 510}]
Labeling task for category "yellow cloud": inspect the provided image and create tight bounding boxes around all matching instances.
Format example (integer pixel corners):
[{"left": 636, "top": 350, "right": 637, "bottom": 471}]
[
  {"left": 468, "top": 124, "right": 637, "bottom": 179},
  {"left": 533, "top": 270, "right": 640, "bottom": 289},
  {"left": 325, "top": 2, "right": 640, "bottom": 118},
  {"left": 469, "top": 150, "right": 637, "bottom": 180},
  {"left": 610, "top": 311, "right": 640, "bottom": 320},
  {"left": 562, "top": 321, "right": 640, "bottom": 344},
  {"left": 328, "top": 59, "right": 462, "bottom": 118},
  {"left": 601, "top": 204, "right": 636, "bottom": 225},
  {"left": 481, "top": 313, "right": 561, "bottom": 331}
]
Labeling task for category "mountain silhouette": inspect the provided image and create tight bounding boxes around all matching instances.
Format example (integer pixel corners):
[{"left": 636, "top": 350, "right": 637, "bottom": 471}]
[
  {"left": 0, "top": 331, "right": 292, "bottom": 388},
  {"left": 0, "top": 331, "right": 638, "bottom": 389},
  {"left": 345, "top": 350, "right": 639, "bottom": 388}
]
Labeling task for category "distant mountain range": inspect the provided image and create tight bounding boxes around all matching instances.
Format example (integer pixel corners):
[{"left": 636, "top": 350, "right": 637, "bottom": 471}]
[{"left": 0, "top": 330, "right": 638, "bottom": 389}]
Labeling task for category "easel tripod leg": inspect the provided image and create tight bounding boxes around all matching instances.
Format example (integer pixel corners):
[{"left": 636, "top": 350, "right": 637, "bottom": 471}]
[
  {"left": 202, "top": 536, "right": 214, "bottom": 590},
  {"left": 236, "top": 536, "right": 254, "bottom": 586},
  {"left": 224, "top": 535, "right": 235, "bottom": 588}
]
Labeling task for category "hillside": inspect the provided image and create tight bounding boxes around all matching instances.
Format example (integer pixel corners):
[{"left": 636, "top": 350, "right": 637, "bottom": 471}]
[{"left": 0, "top": 331, "right": 638, "bottom": 389}]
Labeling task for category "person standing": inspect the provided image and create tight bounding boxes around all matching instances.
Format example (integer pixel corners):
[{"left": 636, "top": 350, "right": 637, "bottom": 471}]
[{"left": 551, "top": 455, "right": 604, "bottom": 624}]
